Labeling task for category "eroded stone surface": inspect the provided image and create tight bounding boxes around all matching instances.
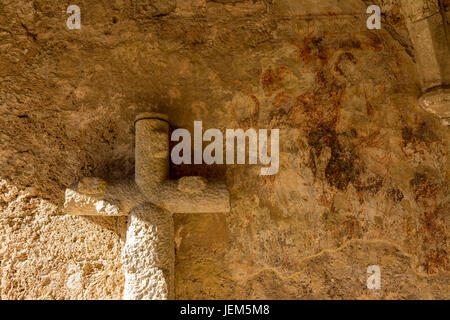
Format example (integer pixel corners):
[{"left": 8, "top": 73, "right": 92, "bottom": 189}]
[
  {"left": 0, "top": 0, "right": 448, "bottom": 299},
  {"left": 122, "top": 204, "right": 174, "bottom": 300}
]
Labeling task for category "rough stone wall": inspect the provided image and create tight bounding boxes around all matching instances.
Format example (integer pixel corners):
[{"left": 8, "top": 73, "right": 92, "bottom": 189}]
[{"left": 0, "top": 0, "right": 448, "bottom": 299}]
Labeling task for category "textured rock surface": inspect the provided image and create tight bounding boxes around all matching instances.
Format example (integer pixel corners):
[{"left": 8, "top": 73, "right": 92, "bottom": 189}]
[{"left": 0, "top": 0, "right": 448, "bottom": 299}]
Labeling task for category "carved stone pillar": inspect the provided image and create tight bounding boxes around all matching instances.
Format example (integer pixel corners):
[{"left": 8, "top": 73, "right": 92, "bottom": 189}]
[{"left": 401, "top": 0, "right": 450, "bottom": 125}]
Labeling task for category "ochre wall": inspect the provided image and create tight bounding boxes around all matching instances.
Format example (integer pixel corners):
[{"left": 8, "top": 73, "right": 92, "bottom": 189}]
[{"left": 0, "top": 0, "right": 448, "bottom": 299}]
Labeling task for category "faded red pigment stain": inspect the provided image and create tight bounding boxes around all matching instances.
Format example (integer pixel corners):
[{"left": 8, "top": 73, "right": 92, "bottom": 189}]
[
  {"left": 421, "top": 206, "right": 448, "bottom": 273},
  {"left": 293, "top": 37, "right": 330, "bottom": 67},
  {"left": 401, "top": 122, "right": 446, "bottom": 273},
  {"left": 410, "top": 172, "right": 448, "bottom": 273},
  {"left": 306, "top": 123, "right": 364, "bottom": 191},
  {"left": 401, "top": 121, "right": 440, "bottom": 147},
  {"left": 270, "top": 34, "right": 394, "bottom": 192},
  {"left": 261, "top": 66, "right": 290, "bottom": 97},
  {"left": 272, "top": 92, "right": 292, "bottom": 109},
  {"left": 289, "top": 80, "right": 349, "bottom": 192},
  {"left": 250, "top": 94, "right": 260, "bottom": 116},
  {"left": 261, "top": 36, "right": 366, "bottom": 191}
]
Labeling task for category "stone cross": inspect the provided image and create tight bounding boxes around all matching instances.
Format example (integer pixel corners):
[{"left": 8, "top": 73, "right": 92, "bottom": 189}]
[
  {"left": 401, "top": 0, "right": 450, "bottom": 125},
  {"left": 64, "top": 112, "right": 230, "bottom": 299}
]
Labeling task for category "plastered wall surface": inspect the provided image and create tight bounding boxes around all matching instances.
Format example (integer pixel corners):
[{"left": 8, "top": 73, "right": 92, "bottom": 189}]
[{"left": 0, "top": 0, "right": 448, "bottom": 299}]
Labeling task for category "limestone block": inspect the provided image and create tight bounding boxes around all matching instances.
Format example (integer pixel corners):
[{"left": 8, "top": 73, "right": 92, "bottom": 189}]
[
  {"left": 177, "top": 176, "right": 208, "bottom": 194},
  {"left": 64, "top": 178, "right": 141, "bottom": 216}
]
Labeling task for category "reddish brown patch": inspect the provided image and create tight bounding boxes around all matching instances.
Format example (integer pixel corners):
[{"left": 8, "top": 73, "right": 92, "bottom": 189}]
[
  {"left": 410, "top": 172, "right": 449, "bottom": 273},
  {"left": 250, "top": 94, "right": 260, "bottom": 111},
  {"left": 262, "top": 174, "right": 276, "bottom": 185},
  {"left": 420, "top": 206, "right": 449, "bottom": 273},
  {"left": 249, "top": 95, "right": 260, "bottom": 127},
  {"left": 294, "top": 37, "right": 329, "bottom": 66},
  {"left": 365, "top": 32, "right": 384, "bottom": 52},
  {"left": 410, "top": 172, "right": 440, "bottom": 203},
  {"left": 401, "top": 121, "right": 439, "bottom": 147},
  {"left": 334, "top": 52, "right": 357, "bottom": 76},
  {"left": 387, "top": 188, "right": 404, "bottom": 203},
  {"left": 343, "top": 218, "right": 362, "bottom": 239},
  {"left": 424, "top": 249, "right": 449, "bottom": 274},
  {"left": 273, "top": 92, "right": 292, "bottom": 109},
  {"left": 353, "top": 176, "right": 383, "bottom": 195},
  {"left": 315, "top": 70, "right": 328, "bottom": 89},
  {"left": 366, "top": 100, "right": 375, "bottom": 119},
  {"left": 296, "top": 40, "right": 313, "bottom": 65},
  {"left": 291, "top": 80, "right": 344, "bottom": 129}
]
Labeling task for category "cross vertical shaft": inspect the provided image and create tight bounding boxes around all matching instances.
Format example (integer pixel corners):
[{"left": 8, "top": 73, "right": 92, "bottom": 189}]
[
  {"left": 123, "top": 113, "right": 174, "bottom": 299},
  {"left": 63, "top": 112, "right": 230, "bottom": 300},
  {"left": 135, "top": 113, "right": 170, "bottom": 193}
]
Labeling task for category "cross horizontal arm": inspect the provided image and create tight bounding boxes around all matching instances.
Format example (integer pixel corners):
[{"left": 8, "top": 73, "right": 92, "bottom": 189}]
[
  {"left": 64, "top": 176, "right": 230, "bottom": 216},
  {"left": 64, "top": 177, "right": 143, "bottom": 216},
  {"left": 155, "top": 177, "right": 230, "bottom": 214}
]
